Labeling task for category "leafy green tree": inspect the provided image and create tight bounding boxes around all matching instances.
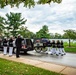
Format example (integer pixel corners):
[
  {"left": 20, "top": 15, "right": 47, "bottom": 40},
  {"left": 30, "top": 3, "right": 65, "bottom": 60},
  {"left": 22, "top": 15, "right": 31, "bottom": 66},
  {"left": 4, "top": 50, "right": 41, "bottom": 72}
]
[
  {"left": 63, "top": 29, "right": 76, "bottom": 47},
  {"left": 26, "top": 31, "right": 36, "bottom": 38},
  {"left": 5, "top": 12, "right": 27, "bottom": 37},
  {"left": 50, "top": 33, "right": 54, "bottom": 39},
  {"left": 0, "top": 16, "right": 5, "bottom": 36},
  {"left": 18, "top": 26, "right": 35, "bottom": 38},
  {"left": 36, "top": 25, "right": 51, "bottom": 38},
  {"left": 0, "top": 0, "right": 62, "bottom": 8},
  {"left": 38, "top": 0, "right": 62, "bottom": 4},
  {"left": 54, "top": 33, "right": 62, "bottom": 39}
]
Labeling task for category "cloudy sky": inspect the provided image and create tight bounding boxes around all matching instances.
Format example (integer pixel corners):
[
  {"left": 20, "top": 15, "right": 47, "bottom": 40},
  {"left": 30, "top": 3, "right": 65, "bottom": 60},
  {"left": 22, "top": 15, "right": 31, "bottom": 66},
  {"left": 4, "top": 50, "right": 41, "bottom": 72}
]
[{"left": 0, "top": 0, "right": 76, "bottom": 34}]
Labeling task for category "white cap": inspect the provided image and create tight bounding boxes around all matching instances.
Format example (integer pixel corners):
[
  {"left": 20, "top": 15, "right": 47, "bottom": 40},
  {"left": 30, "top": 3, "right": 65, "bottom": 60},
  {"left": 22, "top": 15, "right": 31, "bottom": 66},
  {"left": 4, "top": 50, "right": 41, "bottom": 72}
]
[
  {"left": 4, "top": 37, "right": 7, "bottom": 39},
  {"left": 21, "top": 36, "right": 23, "bottom": 38},
  {"left": 18, "top": 34, "right": 21, "bottom": 36}
]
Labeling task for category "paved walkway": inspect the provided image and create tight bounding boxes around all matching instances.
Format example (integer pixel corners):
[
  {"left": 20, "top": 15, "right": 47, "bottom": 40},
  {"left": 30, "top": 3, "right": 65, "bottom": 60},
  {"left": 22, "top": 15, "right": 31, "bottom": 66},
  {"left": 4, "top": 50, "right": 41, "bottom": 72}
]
[{"left": 0, "top": 54, "right": 76, "bottom": 75}]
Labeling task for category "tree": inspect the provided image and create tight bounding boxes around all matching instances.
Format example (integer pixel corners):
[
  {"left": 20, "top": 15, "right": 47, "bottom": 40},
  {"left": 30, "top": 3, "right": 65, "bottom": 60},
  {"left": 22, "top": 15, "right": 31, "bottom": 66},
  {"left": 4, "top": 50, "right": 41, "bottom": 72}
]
[
  {"left": 0, "top": 0, "right": 62, "bottom": 8},
  {"left": 54, "top": 33, "right": 62, "bottom": 39},
  {"left": 63, "top": 29, "right": 76, "bottom": 47},
  {"left": 0, "top": 16, "right": 5, "bottom": 36},
  {"left": 36, "top": 25, "right": 51, "bottom": 38},
  {"left": 18, "top": 26, "right": 35, "bottom": 38},
  {"left": 50, "top": 33, "right": 55, "bottom": 39},
  {"left": 5, "top": 12, "right": 27, "bottom": 37}
]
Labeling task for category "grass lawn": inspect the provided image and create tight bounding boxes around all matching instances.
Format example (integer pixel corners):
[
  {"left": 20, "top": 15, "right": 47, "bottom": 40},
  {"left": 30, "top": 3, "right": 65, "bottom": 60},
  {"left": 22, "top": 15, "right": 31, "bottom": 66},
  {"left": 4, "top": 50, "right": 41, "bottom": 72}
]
[
  {"left": 64, "top": 42, "right": 76, "bottom": 53},
  {"left": 65, "top": 47, "right": 76, "bottom": 53},
  {"left": 0, "top": 58, "right": 63, "bottom": 75}
]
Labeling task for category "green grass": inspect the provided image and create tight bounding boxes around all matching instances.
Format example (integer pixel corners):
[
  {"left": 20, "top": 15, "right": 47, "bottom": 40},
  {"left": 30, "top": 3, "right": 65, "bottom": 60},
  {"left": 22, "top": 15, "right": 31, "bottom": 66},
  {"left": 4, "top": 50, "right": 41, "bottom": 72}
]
[
  {"left": 0, "top": 58, "right": 63, "bottom": 75},
  {"left": 64, "top": 42, "right": 76, "bottom": 53},
  {"left": 64, "top": 42, "right": 76, "bottom": 47},
  {"left": 65, "top": 47, "right": 76, "bottom": 53}
]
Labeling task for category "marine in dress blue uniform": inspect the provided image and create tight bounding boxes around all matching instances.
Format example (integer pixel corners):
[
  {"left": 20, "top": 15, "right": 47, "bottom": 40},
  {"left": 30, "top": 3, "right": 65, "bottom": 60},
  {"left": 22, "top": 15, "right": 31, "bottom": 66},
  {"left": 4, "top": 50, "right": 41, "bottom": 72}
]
[{"left": 3, "top": 37, "right": 8, "bottom": 55}]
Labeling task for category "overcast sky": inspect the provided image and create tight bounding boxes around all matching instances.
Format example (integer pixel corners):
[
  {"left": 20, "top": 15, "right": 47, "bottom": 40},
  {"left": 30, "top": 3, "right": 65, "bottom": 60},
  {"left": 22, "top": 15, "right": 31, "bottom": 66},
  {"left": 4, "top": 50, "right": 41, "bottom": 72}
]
[{"left": 0, "top": 0, "right": 76, "bottom": 34}]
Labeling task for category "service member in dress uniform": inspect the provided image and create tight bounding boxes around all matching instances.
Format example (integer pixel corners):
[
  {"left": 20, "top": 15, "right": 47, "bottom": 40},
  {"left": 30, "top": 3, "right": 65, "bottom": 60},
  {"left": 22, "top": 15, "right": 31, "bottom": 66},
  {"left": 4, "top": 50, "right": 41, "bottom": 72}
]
[
  {"left": 13, "top": 36, "right": 17, "bottom": 53},
  {"left": 3, "top": 37, "right": 8, "bottom": 55},
  {"left": 60, "top": 40, "right": 66, "bottom": 55},
  {"left": 8, "top": 36, "right": 13, "bottom": 56},
  {"left": 15, "top": 34, "right": 23, "bottom": 58},
  {"left": 56, "top": 40, "right": 61, "bottom": 56},
  {"left": 45, "top": 40, "right": 52, "bottom": 54},
  {"left": 50, "top": 40, "right": 56, "bottom": 55},
  {"left": 0, "top": 38, "right": 2, "bottom": 50}
]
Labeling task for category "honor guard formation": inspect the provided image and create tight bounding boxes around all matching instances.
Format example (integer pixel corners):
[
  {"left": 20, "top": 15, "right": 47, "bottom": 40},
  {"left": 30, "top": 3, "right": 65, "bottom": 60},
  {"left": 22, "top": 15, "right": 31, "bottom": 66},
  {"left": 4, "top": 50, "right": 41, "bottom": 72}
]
[
  {"left": 0, "top": 36, "right": 66, "bottom": 58},
  {"left": 47, "top": 40, "right": 66, "bottom": 56}
]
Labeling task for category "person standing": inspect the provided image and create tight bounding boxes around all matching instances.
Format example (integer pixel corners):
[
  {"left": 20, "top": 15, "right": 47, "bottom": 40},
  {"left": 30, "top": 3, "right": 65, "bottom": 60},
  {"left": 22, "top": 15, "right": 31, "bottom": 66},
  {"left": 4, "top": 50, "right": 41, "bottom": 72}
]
[
  {"left": 3, "top": 37, "right": 8, "bottom": 55},
  {"left": 45, "top": 40, "right": 52, "bottom": 54},
  {"left": 0, "top": 38, "right": 2, "bottom": 50},
  {"left": 13, "top": 37, "right": 17, "bottom": 53},
  {"left": 60, "top": 40, "right": 66, "bottom": 55},
  {"left": 50, "top": 40, "right": 56, "bottom": 55},
  {"left": 8, "top": 36, "right": 13, "bottom": 57},
  {"left": 56, "top": 40, "right": 60, "bottom": 56},
  {"left": 15, "top": 35, "right": 23, "bottom": 58}
]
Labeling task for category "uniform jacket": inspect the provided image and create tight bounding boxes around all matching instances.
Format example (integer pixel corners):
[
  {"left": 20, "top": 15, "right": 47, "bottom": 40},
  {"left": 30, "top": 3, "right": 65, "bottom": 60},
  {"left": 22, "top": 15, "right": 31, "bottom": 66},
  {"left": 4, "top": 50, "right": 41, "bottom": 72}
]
[
  {"left": 8, "top": 39, "right": 13, "bottom": 47},
  {"left": 47, "top": 41, "right": 52, "bottom": 47},
  {"left": 57, "top": 41, "right": 61, "bottom": 48},
  {"left": 3, "top": 39, "right": 8, "bottom": 46},
  {"left": 52, "top": 41, "right": 56, "bottom": 48},
  {"left": 60, "top": 42, "right": 64, "bottom": 48},
  {"left": 15, "top": 37, "right": 23, "bottom": 48}
]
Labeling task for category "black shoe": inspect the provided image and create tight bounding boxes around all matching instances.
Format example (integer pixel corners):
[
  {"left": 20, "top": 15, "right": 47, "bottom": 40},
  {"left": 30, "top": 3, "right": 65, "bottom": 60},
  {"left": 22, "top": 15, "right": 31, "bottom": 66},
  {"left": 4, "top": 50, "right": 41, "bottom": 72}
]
[
  {"left": 56, "top": 54, "right": 59, "bottom": 56},
  {"left": 64, "top": 53, "right": 66, "bottom": 55},
  {"left": 16, "top": 56, "right": 20, "bottom": 58},
  {"left": 61, "top": 54, "right": 63, "bottom": 56}
]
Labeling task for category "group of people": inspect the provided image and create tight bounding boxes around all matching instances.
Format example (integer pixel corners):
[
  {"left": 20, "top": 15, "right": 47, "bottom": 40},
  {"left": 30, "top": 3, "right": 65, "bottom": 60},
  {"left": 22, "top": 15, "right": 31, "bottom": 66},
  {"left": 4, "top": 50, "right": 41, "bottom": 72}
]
[
  {"left": 46, "top": 40, "right": 66, "bottom": 56},
  {"left": 0, "top": 34, "right": 23, "bottom": 58},
  {"left": 0, "top": 35, "right": 66, "bottom": 58}
]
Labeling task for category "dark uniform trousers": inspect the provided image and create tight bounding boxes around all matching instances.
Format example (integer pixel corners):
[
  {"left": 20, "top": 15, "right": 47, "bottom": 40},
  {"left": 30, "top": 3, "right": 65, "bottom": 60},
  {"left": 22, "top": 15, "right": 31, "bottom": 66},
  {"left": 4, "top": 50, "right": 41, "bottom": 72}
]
[
  {"left": 15, "top": 37, "right": 24, "bottom": 58},
  {"left": 16, "top": 46, "right": 21, "bottom": 57}
]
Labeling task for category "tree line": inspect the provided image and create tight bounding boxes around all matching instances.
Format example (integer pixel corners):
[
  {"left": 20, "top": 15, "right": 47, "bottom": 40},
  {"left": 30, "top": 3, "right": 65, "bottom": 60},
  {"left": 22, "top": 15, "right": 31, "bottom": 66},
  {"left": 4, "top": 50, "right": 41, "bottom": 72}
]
[{"left": 0, "top": 12, "right": 76, "bottom": 42}]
